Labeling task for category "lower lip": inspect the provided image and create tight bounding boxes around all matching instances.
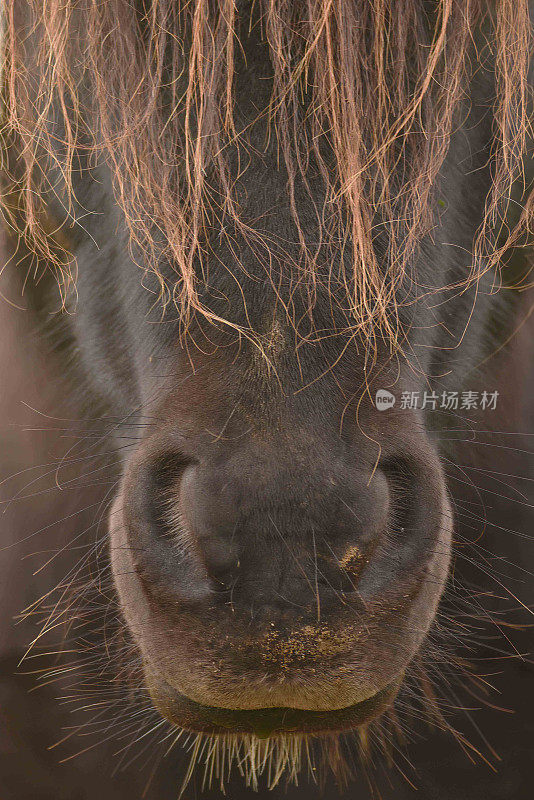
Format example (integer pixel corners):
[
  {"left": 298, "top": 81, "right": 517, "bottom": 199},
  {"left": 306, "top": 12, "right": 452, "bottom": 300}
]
[{"left": 151, "top": 679, "right": 401, "bottom": 737}]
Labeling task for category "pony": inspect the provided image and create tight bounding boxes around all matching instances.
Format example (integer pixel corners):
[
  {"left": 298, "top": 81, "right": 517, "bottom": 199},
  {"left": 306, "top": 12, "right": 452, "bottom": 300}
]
[{"left": 0, "top": 1, "right": 533, "bottom": 796}]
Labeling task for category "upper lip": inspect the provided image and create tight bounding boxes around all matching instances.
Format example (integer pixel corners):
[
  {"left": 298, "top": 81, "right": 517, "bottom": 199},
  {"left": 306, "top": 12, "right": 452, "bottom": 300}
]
[{"left": 150, "top": 678, "right": 401, "bottom": 737}]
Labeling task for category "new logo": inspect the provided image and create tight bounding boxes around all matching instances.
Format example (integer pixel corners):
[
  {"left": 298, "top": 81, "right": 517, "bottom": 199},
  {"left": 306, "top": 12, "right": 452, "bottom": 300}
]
[{"left": 375, "top": 389, "right": 396, "bottom": 411}]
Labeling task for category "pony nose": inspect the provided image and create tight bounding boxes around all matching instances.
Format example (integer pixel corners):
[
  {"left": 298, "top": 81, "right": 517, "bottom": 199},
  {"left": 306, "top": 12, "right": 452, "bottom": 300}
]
[
  {"left": 120, "top": 438, "right": 442, "bottom": 617},
  {"left": 112, "top": 426, "right": 449, "bottom": 719}
]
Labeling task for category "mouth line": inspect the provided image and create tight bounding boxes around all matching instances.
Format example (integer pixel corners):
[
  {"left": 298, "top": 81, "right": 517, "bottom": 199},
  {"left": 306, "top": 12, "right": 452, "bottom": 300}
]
[{"left": 152, "top": 678, "right": 401, "bottom": 737}]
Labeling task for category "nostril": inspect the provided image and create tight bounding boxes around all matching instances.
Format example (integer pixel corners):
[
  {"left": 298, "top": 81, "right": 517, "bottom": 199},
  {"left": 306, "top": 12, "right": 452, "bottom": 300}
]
[
  {"left": 380, "top": 457, "right": 422, "bottom": 538},
  {"left": 145, "top": 453, "right": 196, "bottom": 546},
  {"left": 356, "top": 450, "right": 448, "bottom": 602},
  {"left": 124, "top": 451, "right": 213, "bottom": 605}
]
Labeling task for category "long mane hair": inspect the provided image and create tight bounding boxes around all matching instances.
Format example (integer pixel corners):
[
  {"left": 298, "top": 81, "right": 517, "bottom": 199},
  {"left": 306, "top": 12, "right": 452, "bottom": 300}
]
[{"left": 1, "top": 1, "right": 533, "bottom": 343}]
